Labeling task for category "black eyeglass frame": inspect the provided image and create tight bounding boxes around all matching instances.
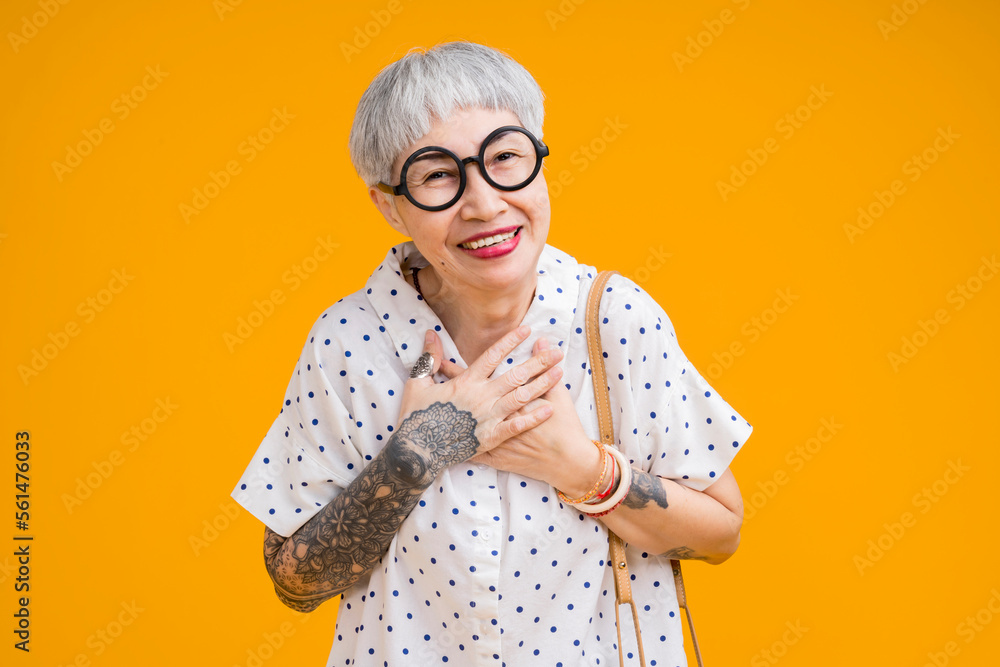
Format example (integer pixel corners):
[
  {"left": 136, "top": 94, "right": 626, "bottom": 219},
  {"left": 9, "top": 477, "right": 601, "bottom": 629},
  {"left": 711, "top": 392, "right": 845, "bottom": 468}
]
[{"left": 376, "top": 125, "right": 550, "bottom": 212}]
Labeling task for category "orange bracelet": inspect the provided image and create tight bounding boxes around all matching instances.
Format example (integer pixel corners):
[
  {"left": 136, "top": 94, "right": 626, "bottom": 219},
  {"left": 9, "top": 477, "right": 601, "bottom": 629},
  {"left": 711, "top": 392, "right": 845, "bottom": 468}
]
[
  {"left": 557, "top": 441, "right": 608, "bottom": 504},
  {"left": 587, "top": 449, "right": 617, "bottom": 504}
]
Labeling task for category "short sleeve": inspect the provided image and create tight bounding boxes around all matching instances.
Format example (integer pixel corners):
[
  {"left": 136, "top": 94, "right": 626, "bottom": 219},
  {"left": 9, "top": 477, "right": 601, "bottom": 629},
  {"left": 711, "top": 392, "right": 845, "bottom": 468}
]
[
  {"left": 601, "top": 275, "right": 753, "bottom": 491},
  {"left": 231, "top": 326, "right": 366, "bottom": 537}
]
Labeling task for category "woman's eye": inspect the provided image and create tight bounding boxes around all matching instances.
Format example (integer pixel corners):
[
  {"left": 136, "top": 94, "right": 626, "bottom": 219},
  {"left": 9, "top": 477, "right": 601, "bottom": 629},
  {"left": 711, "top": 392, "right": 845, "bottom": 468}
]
[
  {"left": 491, "top": 151, "right": 525, "bottom": 168},
  {"left": 414, "top": 170, "right": 457, "bottom": 188}
]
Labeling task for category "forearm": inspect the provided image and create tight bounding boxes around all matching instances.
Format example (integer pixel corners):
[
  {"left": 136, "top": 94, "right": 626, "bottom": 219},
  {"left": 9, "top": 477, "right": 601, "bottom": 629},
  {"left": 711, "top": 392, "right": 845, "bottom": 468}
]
[
  {"left": 263, "top": 401, "right": 480, "bottom": 612},
  {"left": 598, "top": 468, "right": 743, "bottom": 564},
  {"left": 548, "top": 435, "right": 743, "bottom": 563},
  {"left": 262, "top": 445, "right": 426, "bottom": 611}
]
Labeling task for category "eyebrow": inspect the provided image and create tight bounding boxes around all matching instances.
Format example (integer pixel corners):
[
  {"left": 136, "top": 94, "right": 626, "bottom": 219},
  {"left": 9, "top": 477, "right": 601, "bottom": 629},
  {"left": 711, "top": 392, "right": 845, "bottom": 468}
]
[
  {"left": 489, "top": 129, "right": 515, "bottom": 142},
  {"left": 410, "top": 150, "right": 453, "bottom": 163},
  {"left": 410, "top": 128, "right": 523, "bottom": 162}
]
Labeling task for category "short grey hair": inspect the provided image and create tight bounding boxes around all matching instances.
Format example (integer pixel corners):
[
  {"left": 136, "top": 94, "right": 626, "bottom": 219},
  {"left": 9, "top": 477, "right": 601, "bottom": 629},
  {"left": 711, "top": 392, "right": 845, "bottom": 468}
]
[{"left": 349, "top": 41, "right": 545, "bottom": 188}]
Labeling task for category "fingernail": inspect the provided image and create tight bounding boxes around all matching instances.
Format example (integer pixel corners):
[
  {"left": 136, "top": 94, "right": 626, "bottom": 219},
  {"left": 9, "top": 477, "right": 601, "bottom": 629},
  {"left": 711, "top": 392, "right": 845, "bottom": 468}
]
[{"left": 425, "top": 330, "right": 433, "bottom": 347}]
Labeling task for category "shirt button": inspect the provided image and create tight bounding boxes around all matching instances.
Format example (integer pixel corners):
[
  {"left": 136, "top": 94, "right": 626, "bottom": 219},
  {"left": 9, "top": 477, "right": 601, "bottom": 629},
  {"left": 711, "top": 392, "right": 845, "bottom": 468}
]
[
  {"left": 481, "top": 530, "right": 490, "bottom": 540},
  {"left": 477, "top": 464, "right": 487, "bottom": 471}
]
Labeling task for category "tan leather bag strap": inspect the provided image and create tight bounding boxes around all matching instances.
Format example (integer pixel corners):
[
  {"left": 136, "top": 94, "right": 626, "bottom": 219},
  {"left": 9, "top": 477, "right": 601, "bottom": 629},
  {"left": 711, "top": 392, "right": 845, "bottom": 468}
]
[
  {"left": 673, "top": 560, "right": 705, "bottom": 667},
  {"left": 586, "top": 270, "right": 704, "bottom": 667}
]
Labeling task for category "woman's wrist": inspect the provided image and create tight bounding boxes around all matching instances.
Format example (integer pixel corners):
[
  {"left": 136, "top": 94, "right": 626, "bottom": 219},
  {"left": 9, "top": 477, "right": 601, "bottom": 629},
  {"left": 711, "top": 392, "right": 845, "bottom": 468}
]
[
  {"left": 551, "top": 436, "right": 606, "bottom": 501},
  {"left": 586, "top": 452, "right": 618, "bottom": 504},
  {"left": 572, "top": 446, "right": 633, "bottom": 517}
]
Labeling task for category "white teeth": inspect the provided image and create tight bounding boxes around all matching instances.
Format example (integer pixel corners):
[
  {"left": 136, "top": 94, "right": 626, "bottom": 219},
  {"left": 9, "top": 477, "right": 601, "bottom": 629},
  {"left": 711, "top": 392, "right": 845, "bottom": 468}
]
[{"left": 461, "top": 230, "right": 518, "bottom": 249}]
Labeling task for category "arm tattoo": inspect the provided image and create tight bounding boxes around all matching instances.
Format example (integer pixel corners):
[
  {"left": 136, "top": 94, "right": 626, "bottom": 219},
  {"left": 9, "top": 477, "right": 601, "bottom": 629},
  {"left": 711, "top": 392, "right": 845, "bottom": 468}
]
[
  {"left": 663, "top": 545, "right": 710, "bottom": 561},
  {"left": 389, "top": 401, "right": 480, "bottom": 484},
  {"left": 622, "top": 470, "right": 670, "bottom": 510},
  {"left": 263, "top": 402, "right": 478, "bottom": 612}
]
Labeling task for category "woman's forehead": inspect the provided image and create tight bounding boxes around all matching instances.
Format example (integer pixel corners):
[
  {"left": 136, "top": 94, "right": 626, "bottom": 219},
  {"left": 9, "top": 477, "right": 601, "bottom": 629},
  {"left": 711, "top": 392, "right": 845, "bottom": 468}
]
[{"left": 393, "top": 107, "right": 522, "bottom": 169}]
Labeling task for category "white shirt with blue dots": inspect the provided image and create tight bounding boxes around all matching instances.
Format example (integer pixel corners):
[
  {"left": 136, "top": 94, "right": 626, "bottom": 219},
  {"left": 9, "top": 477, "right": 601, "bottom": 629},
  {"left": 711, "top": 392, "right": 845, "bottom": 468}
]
[{"left": 233, "top": 241, "right": 753, "bottom": 666}]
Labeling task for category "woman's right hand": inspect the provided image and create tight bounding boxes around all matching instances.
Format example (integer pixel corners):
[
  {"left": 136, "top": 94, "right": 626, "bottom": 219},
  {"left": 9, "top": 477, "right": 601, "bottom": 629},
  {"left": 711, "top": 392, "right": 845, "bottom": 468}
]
[{"left": 391, "top": 326, "right": 563, "bottom": 478}]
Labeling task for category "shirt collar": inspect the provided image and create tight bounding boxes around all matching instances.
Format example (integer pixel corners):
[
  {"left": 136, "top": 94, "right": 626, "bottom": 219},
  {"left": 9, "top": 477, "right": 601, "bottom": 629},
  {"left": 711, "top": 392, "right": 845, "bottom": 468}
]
[{"left": 364, "top": 241, "right": 585, "bottom": 374}]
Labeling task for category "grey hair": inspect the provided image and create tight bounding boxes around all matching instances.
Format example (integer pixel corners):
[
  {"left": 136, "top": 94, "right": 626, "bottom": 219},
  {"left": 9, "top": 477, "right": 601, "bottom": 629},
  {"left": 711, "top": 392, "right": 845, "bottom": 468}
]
[{"left": 349, "top": 41, "right": 545, "bottom": 188}]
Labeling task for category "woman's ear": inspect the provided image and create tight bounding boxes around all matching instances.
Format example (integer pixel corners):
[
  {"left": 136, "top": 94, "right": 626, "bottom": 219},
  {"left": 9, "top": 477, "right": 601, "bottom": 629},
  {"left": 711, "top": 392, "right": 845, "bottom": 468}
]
[{"left": 368, "top": 186, "right": 410, "bottom": 237}]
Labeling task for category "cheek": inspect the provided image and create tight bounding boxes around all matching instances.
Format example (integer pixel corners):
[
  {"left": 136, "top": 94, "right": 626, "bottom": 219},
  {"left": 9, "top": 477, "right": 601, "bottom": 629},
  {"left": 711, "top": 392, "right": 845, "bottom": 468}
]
[
  {"left": 521, "top": 178, "right": 551, "bottom": 221},
  {"left": 412, "top": 216, "right": 461, "bottom": 255}
]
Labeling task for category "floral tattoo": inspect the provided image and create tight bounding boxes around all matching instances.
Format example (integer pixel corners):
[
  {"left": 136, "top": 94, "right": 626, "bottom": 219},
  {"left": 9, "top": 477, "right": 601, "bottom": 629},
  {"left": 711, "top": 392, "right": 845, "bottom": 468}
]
[{"left": 264, "top": 401, "right": 479, "bottom": 611}]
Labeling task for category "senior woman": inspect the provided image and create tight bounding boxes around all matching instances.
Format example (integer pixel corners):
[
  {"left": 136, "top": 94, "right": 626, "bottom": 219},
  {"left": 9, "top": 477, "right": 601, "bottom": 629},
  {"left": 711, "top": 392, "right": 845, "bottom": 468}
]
[{"left": 232, "top": 41, "right": 752, "bottom": 666}]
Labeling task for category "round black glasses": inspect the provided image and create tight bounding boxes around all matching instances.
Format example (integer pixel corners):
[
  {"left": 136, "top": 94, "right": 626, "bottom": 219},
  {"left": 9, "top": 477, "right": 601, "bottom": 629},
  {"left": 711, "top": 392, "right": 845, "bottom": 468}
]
[{"left": 376, "top": 126, "right": 550, "bottom": 212}]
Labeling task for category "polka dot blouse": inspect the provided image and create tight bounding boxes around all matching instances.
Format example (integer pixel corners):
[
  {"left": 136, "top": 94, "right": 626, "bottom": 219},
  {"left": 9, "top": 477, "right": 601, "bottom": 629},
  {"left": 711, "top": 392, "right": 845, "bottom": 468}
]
[{"left": 232, "top": 241, "right": 753, "bottom": 666}]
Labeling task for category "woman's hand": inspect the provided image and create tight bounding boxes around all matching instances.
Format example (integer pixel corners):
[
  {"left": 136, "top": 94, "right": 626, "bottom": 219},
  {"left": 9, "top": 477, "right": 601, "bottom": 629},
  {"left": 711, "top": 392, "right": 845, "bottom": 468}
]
[
  {"left": 262, "top": 326, "right": 565, "bottom": 611},
  {"left": 389, "top": 326, "right": 564, "bottom": 483},
  {"left": 464, "top": 337, "right": 743, "bottom": 561},
  {"left": 468, "top": 338, "right": 603, "bottom": 497}
]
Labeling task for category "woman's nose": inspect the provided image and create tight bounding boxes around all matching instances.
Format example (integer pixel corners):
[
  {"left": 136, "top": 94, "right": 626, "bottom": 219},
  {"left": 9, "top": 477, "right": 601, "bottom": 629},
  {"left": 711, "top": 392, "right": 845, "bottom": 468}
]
[{"left": 458, "top": 163, "right": 508, "bottom": 221}]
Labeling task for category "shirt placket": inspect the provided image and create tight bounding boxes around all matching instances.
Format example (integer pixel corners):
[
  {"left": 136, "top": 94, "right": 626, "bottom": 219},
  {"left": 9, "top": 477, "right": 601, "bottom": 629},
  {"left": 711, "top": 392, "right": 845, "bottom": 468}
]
[{"left": 464, "top": 461, "right": 503, "bottom": 663}]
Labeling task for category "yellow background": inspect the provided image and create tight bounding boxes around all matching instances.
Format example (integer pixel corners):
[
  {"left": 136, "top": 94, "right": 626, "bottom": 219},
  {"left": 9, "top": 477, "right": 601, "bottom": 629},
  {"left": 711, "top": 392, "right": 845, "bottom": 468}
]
[{"left": 2, "top": 0, "right": 998, "bottom": 665}]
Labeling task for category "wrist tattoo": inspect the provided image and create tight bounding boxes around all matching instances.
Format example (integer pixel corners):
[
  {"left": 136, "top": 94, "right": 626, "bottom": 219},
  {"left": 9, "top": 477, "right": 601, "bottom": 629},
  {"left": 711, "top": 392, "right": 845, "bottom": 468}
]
[
  {"left": 663, "top": 545, "right": 710, "bottom": 561},
  {"left": 622, "top": 470, "right": 669, "bottom": 511},
  {"left": 389, "top": 401, "right": 480, "bottom": 484}
]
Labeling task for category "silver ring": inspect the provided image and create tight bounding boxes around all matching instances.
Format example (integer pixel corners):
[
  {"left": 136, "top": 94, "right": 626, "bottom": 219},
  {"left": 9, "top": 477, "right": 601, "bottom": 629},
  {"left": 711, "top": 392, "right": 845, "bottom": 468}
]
[{"left": 409, "top": 352, "right": 434, "bottom": 379}]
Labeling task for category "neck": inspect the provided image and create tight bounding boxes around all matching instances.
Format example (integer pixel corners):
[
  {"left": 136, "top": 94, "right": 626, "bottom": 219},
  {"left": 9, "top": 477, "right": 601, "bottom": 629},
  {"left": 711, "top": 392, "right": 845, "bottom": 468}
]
[{"left": 413, "top": 267, "right": 536, "bottom": 364}]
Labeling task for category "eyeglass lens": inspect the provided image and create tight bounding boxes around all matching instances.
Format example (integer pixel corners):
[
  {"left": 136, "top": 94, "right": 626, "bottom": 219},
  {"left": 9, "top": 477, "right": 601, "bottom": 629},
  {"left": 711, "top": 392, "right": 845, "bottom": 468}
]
[{"left": 404, "top": 130, "right": 538, "bottom": 209}]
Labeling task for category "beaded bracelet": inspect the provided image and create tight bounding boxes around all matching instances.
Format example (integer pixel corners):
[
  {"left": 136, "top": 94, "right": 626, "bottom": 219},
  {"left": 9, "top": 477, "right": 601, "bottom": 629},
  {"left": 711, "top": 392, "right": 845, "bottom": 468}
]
[
  {"left": 556, "top": 441, "right": 608, "bottom": 504},
  {"left": 587, "top": 448, "right": 633, "bottom": 517},
  {"left": 572, "top": 445, "right": 633, "bottom": 516},
  {"left": 586, "top": 447, "right": 617, "bottom": 504},
  {"left": 587, "top": 474, "right": 631, "bottom": 517}
]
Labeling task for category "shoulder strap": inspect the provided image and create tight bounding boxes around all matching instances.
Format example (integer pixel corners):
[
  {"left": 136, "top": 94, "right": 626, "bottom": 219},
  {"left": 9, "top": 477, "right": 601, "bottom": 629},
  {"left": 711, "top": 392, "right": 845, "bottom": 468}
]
[
  {"left": 586, "top": 270, "right": 704, "bottom": 667},
  {"left": 585, "top": 271, "right": 617, "bottom": 445}
]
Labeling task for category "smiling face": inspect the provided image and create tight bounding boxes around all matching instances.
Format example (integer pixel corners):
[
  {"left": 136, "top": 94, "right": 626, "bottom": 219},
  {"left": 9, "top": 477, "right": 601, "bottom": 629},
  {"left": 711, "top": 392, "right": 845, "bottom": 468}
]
[{"left": 369, "top": 107, "right": 551, "bottom": 299}]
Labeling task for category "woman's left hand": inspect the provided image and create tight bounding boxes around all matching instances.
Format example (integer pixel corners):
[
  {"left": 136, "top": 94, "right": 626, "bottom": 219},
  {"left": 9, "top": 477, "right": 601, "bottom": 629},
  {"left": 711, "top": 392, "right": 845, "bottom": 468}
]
[
  {"left": 467, "top": 338, "right": 602, "bottom": 496},
  {"left": 468, "top": 340, "right": 745, "bottom": 562}
]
